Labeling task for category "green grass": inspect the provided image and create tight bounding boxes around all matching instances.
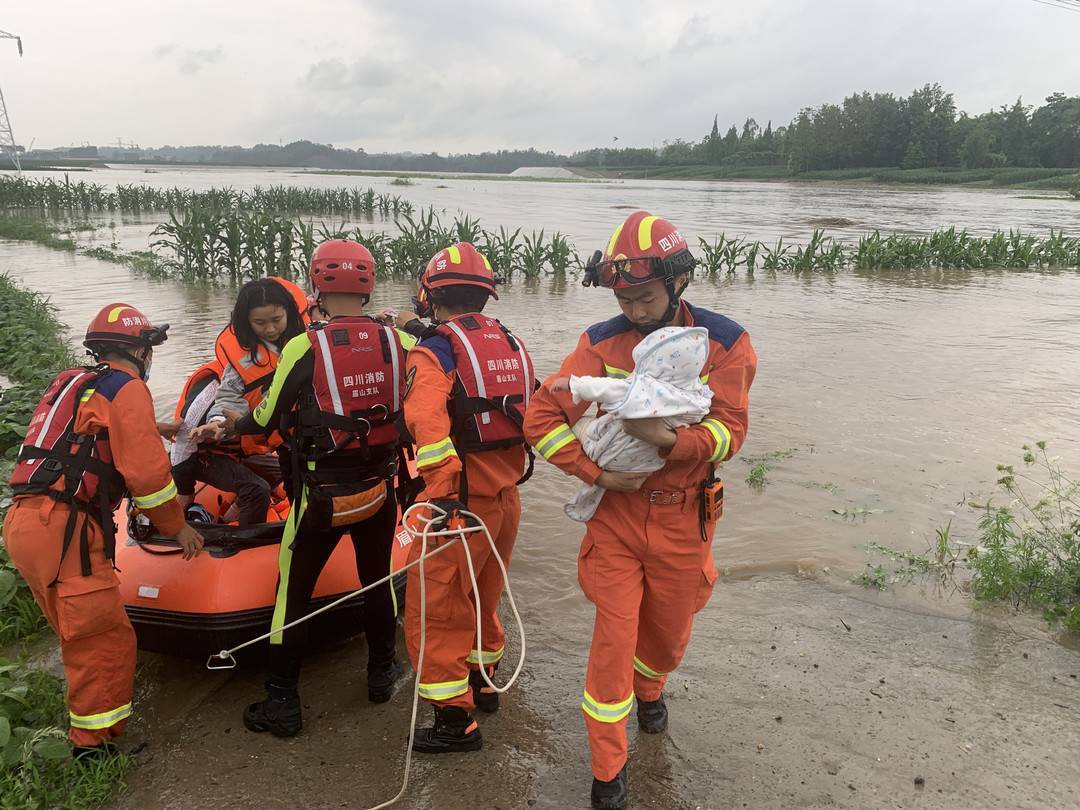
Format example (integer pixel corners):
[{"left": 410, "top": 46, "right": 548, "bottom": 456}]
[
  {"left": 0, "top": 273, "right": 79, "bottom": 646},
  {"left": 858, "top": 443, "right": 1080, "bottom": 633},
  {"left": 0, "top": 659, "right": 132, "bottom": 808}
]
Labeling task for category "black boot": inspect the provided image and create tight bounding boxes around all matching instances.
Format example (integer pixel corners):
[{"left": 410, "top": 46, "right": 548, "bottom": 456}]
[
  {"left": 591, "top": 764, "right": 629, "bottom": 809},
  {"left": 367, "top": 660, "right": 403, "bottom": 704},
  {"left": 72, "top": 742, "right": 120, "bottom": 762},
  {"left": 412, "top": 705, "right": 483, "bottom": 753},
  {"left": 637, "top": 693, "right": 668, "bottom": 734},
  {"left": 243, "top": 678, "right": 302, "bottom": 737},
  {"left": 469, "top": 666, "right": 499, "bottom": 713}
]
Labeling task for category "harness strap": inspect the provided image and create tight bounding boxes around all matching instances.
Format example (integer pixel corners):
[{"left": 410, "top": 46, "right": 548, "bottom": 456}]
[{"left": 242, "top": 371, "right": 276, "bottom": 395}]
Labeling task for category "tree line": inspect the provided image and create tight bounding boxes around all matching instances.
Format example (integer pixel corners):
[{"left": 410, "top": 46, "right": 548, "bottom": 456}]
[
  {"left": 38, "top": 85, "right": 1079, "bottom": 175},
  {"left": 570, "top": 86, "right": 1080, "bottom": 173}
]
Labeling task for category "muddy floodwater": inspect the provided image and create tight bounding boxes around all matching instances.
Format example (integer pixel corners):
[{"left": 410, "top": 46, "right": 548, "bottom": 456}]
[{"left": 2, "top": 168, "right": 1079, "bottom": 808}]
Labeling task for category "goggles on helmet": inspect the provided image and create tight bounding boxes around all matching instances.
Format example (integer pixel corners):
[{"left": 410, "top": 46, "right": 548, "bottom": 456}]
[
  {"left": 141, "top": 323, "right": 170, "bottom": 347},
  {"left": 582, "top": 251, "right": 697, "bottom": 288}
]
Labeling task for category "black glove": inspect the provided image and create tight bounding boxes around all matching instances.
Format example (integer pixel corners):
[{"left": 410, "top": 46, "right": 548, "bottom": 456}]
[{"left": 427, "top": 499, "right": 471, "bottom": 532}]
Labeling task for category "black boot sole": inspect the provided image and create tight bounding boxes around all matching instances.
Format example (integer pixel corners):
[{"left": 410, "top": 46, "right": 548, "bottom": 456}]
[
  {"left": 411, "top": 729, "right": 484, "bottom": 754},
  {"left": 243, "top": 707, "right": 302, "bottom": 738}
]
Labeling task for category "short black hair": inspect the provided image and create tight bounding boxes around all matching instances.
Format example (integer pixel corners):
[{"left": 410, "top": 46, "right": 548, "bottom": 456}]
[
  {"left": 231, "top": 278, "right": 305, "bottom": 363},
  {"left": 86, "top": 341, "right": 133, "bottom": 361},
  {"left": 431, "top": 285, "right": 490, "bottom": 314}
]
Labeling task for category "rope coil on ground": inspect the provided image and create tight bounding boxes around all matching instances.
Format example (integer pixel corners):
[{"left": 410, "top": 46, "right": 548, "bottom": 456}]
[{"left": 204, "top": 501, "right": 526, "bottom": 810}]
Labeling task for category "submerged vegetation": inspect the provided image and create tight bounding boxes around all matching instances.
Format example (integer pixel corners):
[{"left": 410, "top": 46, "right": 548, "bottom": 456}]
[
  {"left": 860, "top": 444, "right": 1080, "bottom": 634},
  {"left": 145, "top": 206, "right": 580, "bottom": 283},
  {"left": 0, "top": 175, "right": 414, "bottom": 218},
  {"left": 696, "top": 228, "right": 1080, "bottom": 275}
]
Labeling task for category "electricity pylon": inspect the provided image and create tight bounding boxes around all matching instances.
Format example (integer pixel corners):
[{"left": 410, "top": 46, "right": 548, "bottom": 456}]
[{"left": 0, "top": 29, "right": 23, "bottom": 174}]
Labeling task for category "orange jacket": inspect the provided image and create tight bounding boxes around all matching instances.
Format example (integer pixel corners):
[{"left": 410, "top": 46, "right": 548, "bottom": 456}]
[
  {"left": 404, "top": 345, "right": 526, "bottom": 501},
  {"left": 77, "top": 362, "right": 185, "bottom": 536},
  {"left": 523, "top": 300, "right": 757, "bottom": 492}
]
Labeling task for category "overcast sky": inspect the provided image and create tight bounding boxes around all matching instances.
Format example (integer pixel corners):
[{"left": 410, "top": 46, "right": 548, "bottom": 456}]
[{"left": 3, "top": 0, "right": 1078, "bottom": 154}]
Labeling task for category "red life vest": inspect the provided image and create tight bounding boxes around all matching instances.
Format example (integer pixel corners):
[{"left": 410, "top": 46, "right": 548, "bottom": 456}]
[
  {"left": 435, "top": 314, "right": 535, "bottom": 452},
  {"left": 8, "top": 366, "right": 127, "bottom": 578},
  {"left": 301, "top": 317, "right": 406, "bottom": 457}
]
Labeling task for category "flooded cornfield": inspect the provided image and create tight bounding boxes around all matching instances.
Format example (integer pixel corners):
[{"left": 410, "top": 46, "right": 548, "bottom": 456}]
[{"left": 2, "top": 167, "right": 1079, "bottom": 808}]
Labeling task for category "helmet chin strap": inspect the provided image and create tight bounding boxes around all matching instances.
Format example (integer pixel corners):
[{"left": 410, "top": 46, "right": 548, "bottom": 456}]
[{"left": 659, "top": 272, "right": 687, "bottom": 325}]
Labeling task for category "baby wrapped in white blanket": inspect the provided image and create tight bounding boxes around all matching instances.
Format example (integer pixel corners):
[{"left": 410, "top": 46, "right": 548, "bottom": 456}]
[{"left": 564, "top": 326, "right": 713, "bottom": 522}]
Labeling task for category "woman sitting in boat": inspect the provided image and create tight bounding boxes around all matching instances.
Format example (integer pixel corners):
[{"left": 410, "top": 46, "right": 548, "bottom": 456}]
[{"left": 172, "top": 277, "right": 308, "bottom": 526}]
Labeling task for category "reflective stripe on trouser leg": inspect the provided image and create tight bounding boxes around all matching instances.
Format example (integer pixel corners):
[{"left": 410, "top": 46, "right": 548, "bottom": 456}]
[
  {"left": 5, "top": 502, "right": 141, "bottom": 747},
  {"left": 70, "top": 703, "right": 132, "bottom": 730},
  {"left": 270, "top": 488, "right": 308, "bottom": 645},
  {"left": 466, "top": 646, "right": 504, "bottom": 666},
  {"left": 582, "top": 689, "right": 633, "bottom": 723},
  {"left": 405, "top": 511, "right": 497, "bottom": 711},
  {"left": 417, "top": 678, "right": 470, "bottom": 701}
]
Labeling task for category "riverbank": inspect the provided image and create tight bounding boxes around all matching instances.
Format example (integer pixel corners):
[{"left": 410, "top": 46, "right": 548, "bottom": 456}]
[
  {"left": 111, "top": 576, "right": 1079, "bottom": 809},
  {"left": 589, "top": 164, "right": 1080, "bottom": 191}
]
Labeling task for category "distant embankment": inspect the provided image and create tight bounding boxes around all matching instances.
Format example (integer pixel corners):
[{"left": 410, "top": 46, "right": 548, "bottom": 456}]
[{"left": 509, "top": 166, "right": 602, "bottom": 180}]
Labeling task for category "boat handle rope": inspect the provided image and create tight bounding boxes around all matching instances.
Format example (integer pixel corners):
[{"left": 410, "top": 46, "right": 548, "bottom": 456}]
[{"left": 205, "top": 501, "right": 527, "bottom": 810}]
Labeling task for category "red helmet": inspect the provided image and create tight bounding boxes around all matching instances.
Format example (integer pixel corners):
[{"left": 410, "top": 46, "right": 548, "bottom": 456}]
[
  {"left": 84, "top": 303, "right": 169, "bottom": 349},
  {"left": 309, "top": 239, "right": 376, "bottom": 296},
  {"left": 584, "top": 210, "right": 696, "bottom": 289},
  {"left": 414, "top": 242, "right": 497, "bottom": 317}
]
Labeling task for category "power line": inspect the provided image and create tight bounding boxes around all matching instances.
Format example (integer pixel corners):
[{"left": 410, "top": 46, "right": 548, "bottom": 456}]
[{"left": 1029, "top": 0, "right": 1080, "bottom": 13}]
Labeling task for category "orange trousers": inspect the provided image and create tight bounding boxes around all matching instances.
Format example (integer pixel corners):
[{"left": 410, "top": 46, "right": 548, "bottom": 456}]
[
  {"left": 578, "top": 489, "right": 718, "bottom": 781},
  {"left": 3, "top": 496, "right": 136, "bottom": 747},
  {"left": 405, "top": 487, "right": 520, "bottom": 711}
]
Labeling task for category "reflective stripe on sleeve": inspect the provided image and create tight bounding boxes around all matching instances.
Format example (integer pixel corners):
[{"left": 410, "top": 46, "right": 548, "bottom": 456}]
[
  {"left": 69, "top": 702, "right": 132, "bottom": 730},
  {"left": 701, "top": 417, "right": 732, "bottom": 462},
  {"left": 416, "top": 437, "right": 458, "bottom": 468},
  {"left": 581, "top": 689, "right": 633, "bottom": 723},
  {"left": 603, "top": 363, "right": 630, "bottom": 379},
  {"left": 132, "top": 479, "right": 178, "bottom": 509},
  {"left": 536, "top": 423, "right": 575, "bottom": 459}
]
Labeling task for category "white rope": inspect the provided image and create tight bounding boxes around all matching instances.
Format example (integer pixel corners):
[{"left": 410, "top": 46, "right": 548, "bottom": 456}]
[{"left": 205, "top": 501, "right": 526, "bottom": 809}]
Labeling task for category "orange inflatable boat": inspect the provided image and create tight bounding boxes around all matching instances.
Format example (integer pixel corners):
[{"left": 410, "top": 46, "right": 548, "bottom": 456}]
[{"left": 116, "top": 482, "right": 412, "bottom": 660}]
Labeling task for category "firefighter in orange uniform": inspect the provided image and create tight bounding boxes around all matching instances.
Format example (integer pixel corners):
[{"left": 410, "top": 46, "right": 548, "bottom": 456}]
[
  {"left": 523, "top": 211, "right": 757, "bottom": 809},
  {"left": 225, "top": 241, "right": 409, "bottom": 736},
  {"left": 402, "top": 242, "right": 536, "bottom": 753},
  {"left": 3, "top": 303, "right": 203, "bottom": 758}
]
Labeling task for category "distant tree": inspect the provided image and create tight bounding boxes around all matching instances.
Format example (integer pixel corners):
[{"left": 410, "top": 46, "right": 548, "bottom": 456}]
[{"left": 960, "top": 125, "right": 993, "bottom": 169}]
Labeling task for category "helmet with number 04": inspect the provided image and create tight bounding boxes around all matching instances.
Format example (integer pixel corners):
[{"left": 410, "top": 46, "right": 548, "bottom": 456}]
[
  {"left": 309, "top": 239, "right": 377, "bottom": 296},
  {"left": 584, "top": 210, "right": 696, "bottom": 289}
]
